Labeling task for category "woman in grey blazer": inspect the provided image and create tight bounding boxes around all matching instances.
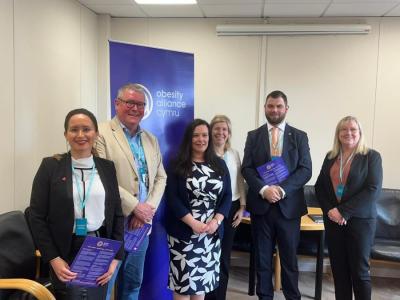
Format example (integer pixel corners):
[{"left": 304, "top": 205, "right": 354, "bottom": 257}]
[{"left": 315, "top": 116, "right": 383, "bottom": 300}]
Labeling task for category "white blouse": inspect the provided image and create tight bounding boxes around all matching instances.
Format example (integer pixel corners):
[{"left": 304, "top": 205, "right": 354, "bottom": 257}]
[
  {"left": 223, "top": 148, "right": 246, "bottom": 206},
  {"left": 72, "top": 156, "right": 105, "bottom": 232}
]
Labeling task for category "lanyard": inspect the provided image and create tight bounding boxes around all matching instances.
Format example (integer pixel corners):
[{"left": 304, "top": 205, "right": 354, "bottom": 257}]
[
  {"left": 126, "top": 133, "right": 148, "bottom": 181},
  {"left": 72, "top": 163, "right": 96, "bottom": 215},
  {"left": 339, "top": 151, "right": 354, "bottom": 184}
]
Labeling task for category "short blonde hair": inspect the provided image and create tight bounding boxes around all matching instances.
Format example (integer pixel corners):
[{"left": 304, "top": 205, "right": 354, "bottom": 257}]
[
  {"left": 328, "top": 116, "right": 369, "bottom": 159},
  {"left": 210, "top": 115, "right": 232, "bottom": 151}
]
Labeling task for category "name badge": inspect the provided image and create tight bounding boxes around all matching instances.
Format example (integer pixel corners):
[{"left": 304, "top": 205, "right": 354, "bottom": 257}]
[
  {"left": 75, "top": 218, "right": 88, "bottom": 236},
  {"left": 336, "top": 184, "right": 344, "bottom": 198}
]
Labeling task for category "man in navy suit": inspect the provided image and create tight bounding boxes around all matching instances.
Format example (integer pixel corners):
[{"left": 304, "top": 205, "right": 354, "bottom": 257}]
[{"left": 242, "top": 90, "right": 312, "bottom": 300}]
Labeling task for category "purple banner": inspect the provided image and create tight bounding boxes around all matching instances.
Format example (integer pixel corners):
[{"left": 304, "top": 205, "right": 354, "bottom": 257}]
[
  {"left": 109, "top": 41, "right": 194, "bottom": 300},
  {"left": 69, "top": 236, "right": 122, "bottom": 287}
]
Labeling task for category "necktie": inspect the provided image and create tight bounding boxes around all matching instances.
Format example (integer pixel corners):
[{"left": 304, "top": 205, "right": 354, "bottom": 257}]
[{"left": 271, "top": 127, "right": 279, "bottom": 157}]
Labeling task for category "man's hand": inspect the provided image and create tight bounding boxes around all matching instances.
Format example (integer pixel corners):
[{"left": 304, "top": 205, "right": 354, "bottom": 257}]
[
  {"left": 128, "top": 215, "right": 145, "bottom": 230},
  {"left": 328, "top": 208, "right": 347, "bottom": 225},
  {"left": 50, "top": 257, "right": 77, "bottom": 282},
  {"left": 262, "top": 186, "right": 281, "bottom": 203},
  {"left": 133, "top": 202, "right": 155, "bottom": 223}
]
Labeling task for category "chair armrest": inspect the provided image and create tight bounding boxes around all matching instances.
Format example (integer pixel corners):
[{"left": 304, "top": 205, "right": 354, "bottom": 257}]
[{"left": 0, "top": 278, "right": 55, "bottom": 300}]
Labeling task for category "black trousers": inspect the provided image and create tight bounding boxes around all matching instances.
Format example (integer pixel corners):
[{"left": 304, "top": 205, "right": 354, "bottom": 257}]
[
  {"left": 252, "top": 204, "right": 301, "bottom": 300},
  {"left": 325, "top": 217, "right": 376, "bottom": 300},
  {"left": 50, "top": 234, "right": 108, "bottom": 300},
  {"left": 205, "top": 200, "right": 240, "bottom": 300}
]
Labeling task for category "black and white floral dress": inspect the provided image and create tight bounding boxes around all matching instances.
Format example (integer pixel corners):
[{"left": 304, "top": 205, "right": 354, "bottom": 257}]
[{"left": 168, "top": 162, "right": 224, "bottom": 295}]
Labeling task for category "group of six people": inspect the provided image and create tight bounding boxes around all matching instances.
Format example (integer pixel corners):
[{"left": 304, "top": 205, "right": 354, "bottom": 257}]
[{"left": 28, "top": 84, "right": 382, "bottom": 300}]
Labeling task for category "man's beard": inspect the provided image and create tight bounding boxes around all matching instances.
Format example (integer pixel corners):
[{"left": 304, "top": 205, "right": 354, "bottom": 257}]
[{"left": 266, "top": 113, "right": 286, "bottom": 125}]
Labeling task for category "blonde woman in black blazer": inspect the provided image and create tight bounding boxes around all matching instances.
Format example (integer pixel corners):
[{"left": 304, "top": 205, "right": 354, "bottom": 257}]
[
  {"left": 315, "top": 116, "right": 383, "bottom": 300},
  {"left": 29, "top": 109, "right": 124, "bottom": 300}
]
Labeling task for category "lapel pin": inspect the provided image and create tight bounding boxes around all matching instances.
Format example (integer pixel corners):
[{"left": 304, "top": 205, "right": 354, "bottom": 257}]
[{"left": 61, "top": 176, "right": 67, "bottom": 182}]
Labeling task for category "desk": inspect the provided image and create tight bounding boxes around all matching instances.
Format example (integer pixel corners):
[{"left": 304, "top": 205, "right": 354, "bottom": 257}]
[{"left": 242, "top": 207, "right": 325, "bottom": 300}]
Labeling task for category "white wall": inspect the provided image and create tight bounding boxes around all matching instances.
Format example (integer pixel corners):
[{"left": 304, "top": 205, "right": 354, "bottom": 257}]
[
  {"left": 0, "top": 0, "right": 98, "bottom": 213},
  {"left": 1, "top": 9, "right": 400, "bottom": 213},
  {"left": 109, "top": 17, "right": 400, "bottom": 188}
]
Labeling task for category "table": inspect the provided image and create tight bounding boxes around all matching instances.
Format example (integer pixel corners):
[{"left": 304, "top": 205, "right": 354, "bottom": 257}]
[{"left": 242, "top": 207, "right": 325, "bottom": 300}]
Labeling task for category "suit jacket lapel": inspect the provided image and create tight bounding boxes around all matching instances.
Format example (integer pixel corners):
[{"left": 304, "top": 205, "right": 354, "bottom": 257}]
[
  {"left": 281, "top": 124, "right": 294, "bottom": 164},
  {"left": 110, "top": 117, "right": 138, "bottom": 176},
  {"left": 259, "top": 124, "right": 271, "bottom": 163},
  {"left": 64, "top": 154, "right": 74, "bottom": 205}
]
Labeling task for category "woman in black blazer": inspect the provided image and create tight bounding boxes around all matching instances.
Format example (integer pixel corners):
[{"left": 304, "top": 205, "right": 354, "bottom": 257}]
[
  {"left": 165, "top": 119, "right": 232, "bottom": 300},
  {"left": 29, "top": 108, "right": 124, "bottom": 300},
  {"left": 315, "top": 116, "right": 383, "bottom": 300}
]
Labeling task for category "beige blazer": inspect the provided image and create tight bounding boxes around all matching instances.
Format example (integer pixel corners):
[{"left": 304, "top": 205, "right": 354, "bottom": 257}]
[{"left": 96, "top": 117, "right": 167, "bottom": 217}]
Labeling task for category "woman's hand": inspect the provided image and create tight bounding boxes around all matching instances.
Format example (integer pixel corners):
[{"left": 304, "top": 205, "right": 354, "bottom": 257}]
[
  {"left": 190, "top": 219, "right": 208, "bottom": 235},
  {"left": 232, "top": 206, "right": 245, "bottom": 228},
  {"left": 328, "top": 208, "right": 347, "bottom": 225},
  {"left": 50, "top": 257, "right": 77, "bottom": 282},
  {"left": 96, "top": 259, "right": 119, "bottom": 286},
  {"left": 205, "top": 219, "right": 219, "bottom": 235}
]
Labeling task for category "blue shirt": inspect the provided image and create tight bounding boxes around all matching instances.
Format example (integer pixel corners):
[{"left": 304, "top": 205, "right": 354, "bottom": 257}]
[{"left": 121, "top": 123, "right": 149, "bottom": 202}]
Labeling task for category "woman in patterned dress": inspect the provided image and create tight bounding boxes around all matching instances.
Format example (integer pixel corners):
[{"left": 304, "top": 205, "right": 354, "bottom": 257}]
[{"left": 165, "top": 119, "right": 232, "bottom": 300}]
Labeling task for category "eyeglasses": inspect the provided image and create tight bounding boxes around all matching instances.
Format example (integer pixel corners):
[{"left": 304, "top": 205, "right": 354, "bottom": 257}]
[{"left": 118, "top": 98, "right": 146, "bottom": 109}]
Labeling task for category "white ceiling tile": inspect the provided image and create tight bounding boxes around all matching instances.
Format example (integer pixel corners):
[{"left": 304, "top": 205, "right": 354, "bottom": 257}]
[
  {"left": 87, "top": 4, "right": 147, "bottom": 17},
  {"left": 332, "top": 0, "right": 399, "bottom": 2},
  {"left": 325, "top": 3, "right": 398, "bottom": 16},
  {"left": 140, "top": 4, "right": 204, "bottom": 17},
  {"left": 264, "top": 3, "right": 328, "bottom": 17},
  {"left": 79, "top": 0, "right": 133, "bottom": 5},
  {"left": 385, "top": 3, "right": 400, "bottom": 15},
  {"left": 267, "top": 0, "right": 329, "bottom": 3},
  {"left": 201, "top": 4, "right": 263, "bottom": 17},
  {"left": 198, "top": 0, "right": 262, "bottom": 4}
]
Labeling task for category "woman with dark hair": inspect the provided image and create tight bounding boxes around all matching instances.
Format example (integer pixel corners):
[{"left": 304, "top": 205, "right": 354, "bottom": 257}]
[
  {"left": 165, "top": 119, "right": 232, "bottom": 300},
  {"left": 315, "top": 116, "right": 383, "bottom": 300},
  {"left": 29, "top": 108, "right": 124, "bottom": 299}
]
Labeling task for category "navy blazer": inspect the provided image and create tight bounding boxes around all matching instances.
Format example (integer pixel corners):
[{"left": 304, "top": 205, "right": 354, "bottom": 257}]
[
  {"left": 165, "top": 159, "right": 232, "bottom": 241},
  {"left": 315, "top": 149, "right": 383, "bottom": 220},
  {"left": 242, "top": 124, "right": 312, "bottom": 219},
  {"left": 29, "top": 153, "right": 124, "bottom": 262}
]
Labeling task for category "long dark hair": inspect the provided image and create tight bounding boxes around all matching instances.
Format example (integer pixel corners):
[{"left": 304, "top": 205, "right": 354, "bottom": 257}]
[{"left": 173, "top": 119, "right": 225, "bottom": 177}]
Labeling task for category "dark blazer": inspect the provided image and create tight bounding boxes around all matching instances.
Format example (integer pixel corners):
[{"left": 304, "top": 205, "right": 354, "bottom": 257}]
[
  {"left": 242, "top": 124, "right": 312, "bottom": 219},
  {"left": 315, "top": 149, "right": 383, "bottom": 220},
  {"left": 165, "top": 159, "right": 232, "bottom": 241},
  {"left": 29, "top": 153, "right": 124, "bottom": 263}
]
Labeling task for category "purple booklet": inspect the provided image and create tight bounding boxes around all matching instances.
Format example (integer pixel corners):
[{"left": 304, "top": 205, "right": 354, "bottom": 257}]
[
  {"left": 256, "top": 157, "right": 289, "bottom": 185},
  {"left": 69, "top": 236, "right": 122, "bottom": 287},
  {"left": 124, "top": 222, "right": 151, "bottom": 252}
]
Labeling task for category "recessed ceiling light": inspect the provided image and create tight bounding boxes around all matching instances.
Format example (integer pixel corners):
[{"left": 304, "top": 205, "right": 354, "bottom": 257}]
[{"left": 135, "top": 0, "right": 197, "bottom": 4}]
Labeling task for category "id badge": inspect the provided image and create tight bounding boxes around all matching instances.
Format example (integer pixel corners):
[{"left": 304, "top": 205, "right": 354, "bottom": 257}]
[
  {"left": 336, "top": 184, "right": 344, "bottom": 198},
  {"left": 75, "top": 218, "right": 87, "bottom": 236},
  {"left": 142, "top": 173, "right": 149, "bottom": 187}
]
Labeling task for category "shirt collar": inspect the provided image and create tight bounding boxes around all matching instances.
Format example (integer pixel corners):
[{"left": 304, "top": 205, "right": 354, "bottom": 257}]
[
  {"left": 117, "top": 118, "right": 143, "bottom": 138},
  {"left": 267, "top": 121, "right": 286, "bottom": 132}
]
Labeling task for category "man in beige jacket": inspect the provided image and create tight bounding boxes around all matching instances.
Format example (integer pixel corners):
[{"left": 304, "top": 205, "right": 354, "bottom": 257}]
[{"left": 96, "top": 83, "right": 167, "bottom": 300}]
